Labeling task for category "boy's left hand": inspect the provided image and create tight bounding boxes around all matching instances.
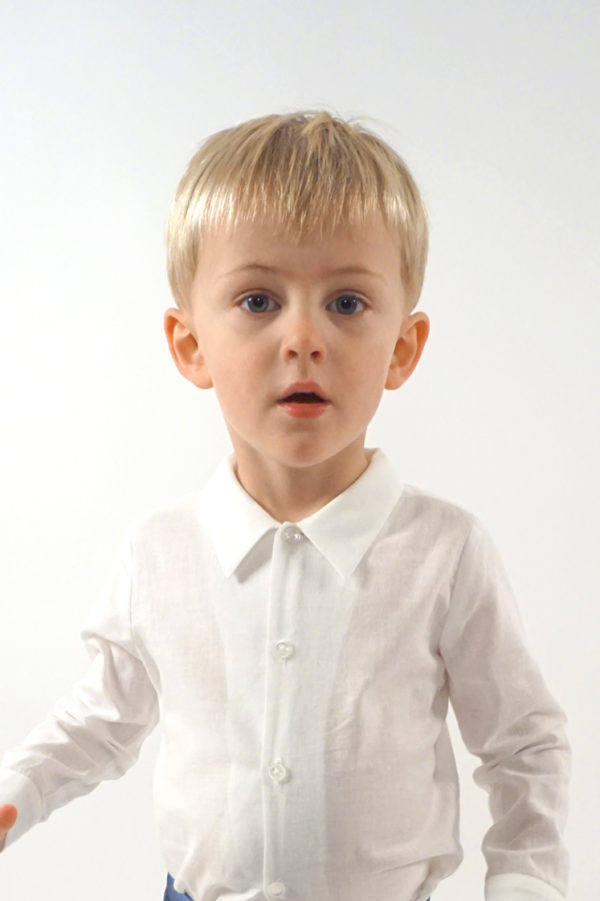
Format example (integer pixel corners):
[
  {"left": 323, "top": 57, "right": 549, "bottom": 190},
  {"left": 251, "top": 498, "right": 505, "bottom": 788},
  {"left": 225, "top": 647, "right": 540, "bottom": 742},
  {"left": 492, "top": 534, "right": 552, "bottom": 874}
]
[{"left": 0, "top": 804, "right": 18, "bottom": 851}]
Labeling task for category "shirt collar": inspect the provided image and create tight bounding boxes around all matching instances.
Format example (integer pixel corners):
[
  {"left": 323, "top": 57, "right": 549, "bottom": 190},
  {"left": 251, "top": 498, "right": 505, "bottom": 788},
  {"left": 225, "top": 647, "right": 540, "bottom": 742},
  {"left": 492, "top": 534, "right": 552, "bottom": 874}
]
[{"left": 197, "top": 448, "right": 404, "bottom": 580}]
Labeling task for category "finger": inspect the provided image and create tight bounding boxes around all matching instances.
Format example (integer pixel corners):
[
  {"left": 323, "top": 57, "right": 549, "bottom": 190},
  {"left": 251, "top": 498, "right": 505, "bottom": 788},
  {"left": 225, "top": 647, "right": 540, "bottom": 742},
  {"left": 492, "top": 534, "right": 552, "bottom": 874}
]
[{"left": 0, "top": 804, "right": 18, "bottom": 831}]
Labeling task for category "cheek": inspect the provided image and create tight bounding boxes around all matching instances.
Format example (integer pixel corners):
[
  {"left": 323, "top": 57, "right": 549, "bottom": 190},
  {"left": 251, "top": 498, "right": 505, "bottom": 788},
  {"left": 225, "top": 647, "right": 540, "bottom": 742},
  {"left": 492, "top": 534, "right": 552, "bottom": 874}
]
[
  {"left": 353, "top": 338, "right": 396, "bottom": 383},
  {"left": 210, "top": 354, "right": 262, "bottom": 406},
  {"left": 356, "top": 343, "right": 398, "bottom": 407},
  {"left": 340, "top": 361, "right": 387, "bottom": 420}
]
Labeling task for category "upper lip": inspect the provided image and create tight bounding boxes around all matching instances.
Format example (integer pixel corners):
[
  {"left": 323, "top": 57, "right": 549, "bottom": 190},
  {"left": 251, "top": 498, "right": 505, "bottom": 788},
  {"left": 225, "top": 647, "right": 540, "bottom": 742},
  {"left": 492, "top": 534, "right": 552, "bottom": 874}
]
[{"left": 278, "top": 380, "right": 329, "bottom": 402}]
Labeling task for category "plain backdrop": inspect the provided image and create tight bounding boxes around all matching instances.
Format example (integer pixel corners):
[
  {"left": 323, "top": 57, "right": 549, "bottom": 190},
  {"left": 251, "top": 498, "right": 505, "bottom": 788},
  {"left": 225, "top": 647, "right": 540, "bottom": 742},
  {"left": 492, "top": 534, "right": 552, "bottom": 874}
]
[{"left": 0, "top": 1, "right": 598, "bottom": 899}]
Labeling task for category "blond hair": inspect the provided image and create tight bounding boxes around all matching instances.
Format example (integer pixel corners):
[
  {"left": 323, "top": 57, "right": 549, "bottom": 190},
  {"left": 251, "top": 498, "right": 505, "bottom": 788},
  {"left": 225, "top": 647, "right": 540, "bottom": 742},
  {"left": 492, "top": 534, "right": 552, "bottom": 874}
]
[{"left": 166, "top": 110, "right": 428, "bottom": 310}]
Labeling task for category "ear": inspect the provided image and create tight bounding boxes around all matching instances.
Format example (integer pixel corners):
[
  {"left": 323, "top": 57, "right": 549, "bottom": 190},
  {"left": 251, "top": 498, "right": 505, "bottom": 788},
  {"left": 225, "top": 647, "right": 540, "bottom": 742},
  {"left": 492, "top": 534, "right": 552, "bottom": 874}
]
[
  {"left": 163, "top": 307, "right": 213, "bottom": 389},
  {"left": 385, "top": 311, "right": 430, "bottom": 390}
]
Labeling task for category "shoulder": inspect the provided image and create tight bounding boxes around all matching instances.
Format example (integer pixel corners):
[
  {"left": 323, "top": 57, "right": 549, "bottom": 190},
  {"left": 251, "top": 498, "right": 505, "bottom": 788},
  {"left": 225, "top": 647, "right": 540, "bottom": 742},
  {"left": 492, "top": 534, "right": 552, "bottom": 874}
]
[
  {"left": 396, "top": 482, "right": 479, "bottom": 539},
  {"left": 123, "top": 491, "right": 206, "bottom": 558},
  {"left": 374, "top": 481, "right": 498, "bottom": 575},
  {"left": 392, "top": 484, "right": 505, "bottom": 588},
  {"left": 378, "top": 483, "right": 501, "bottom": 594}
]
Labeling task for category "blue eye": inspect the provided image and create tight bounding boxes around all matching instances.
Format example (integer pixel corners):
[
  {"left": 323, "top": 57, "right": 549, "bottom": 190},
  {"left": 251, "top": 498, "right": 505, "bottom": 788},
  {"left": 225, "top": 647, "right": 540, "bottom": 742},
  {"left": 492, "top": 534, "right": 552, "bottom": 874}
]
[
  {"left": 240, "top": 293, "right": 277, "bottom": 313},
  {"left": 330, "top": 295, "right": 365, "bottom": 316},
  {"left": 239, "top": 293, "right": 365, "bottom": 315}
]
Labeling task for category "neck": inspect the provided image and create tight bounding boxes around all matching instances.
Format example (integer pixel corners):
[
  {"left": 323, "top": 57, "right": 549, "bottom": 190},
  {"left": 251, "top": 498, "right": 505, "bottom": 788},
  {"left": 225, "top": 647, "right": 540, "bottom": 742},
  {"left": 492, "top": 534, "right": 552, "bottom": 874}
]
[{"left": 233, "top": 447, "right": 374, "bottom": 523}]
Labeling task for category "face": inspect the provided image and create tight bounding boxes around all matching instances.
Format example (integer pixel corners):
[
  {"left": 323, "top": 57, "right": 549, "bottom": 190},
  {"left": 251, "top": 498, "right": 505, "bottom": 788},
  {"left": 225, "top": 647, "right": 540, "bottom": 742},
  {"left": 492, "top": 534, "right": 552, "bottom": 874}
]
[{"left": 165, "top": 214, "right": 429, "bottom": 493}]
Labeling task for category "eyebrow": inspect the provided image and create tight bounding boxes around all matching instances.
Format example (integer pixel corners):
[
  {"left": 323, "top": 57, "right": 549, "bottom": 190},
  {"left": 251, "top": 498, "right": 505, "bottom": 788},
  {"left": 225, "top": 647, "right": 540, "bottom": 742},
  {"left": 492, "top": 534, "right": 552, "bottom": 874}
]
[{"left": 217, "top": 263, "right": 386, "bottom": 282}]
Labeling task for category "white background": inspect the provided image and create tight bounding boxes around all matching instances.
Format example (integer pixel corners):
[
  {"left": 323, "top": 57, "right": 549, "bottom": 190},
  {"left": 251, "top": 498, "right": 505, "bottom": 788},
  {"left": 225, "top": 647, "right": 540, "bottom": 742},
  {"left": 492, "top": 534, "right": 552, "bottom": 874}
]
[{"left": 0, "top": 1, "right": 598, "bottom": 899}]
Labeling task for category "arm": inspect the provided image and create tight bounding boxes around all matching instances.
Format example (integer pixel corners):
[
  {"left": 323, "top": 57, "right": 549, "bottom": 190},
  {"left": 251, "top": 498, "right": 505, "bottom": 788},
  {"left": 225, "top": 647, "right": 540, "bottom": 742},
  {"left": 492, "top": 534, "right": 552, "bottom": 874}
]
[
  {"left": 439, "top": 518, "right": 570, "bottom": 901},
  {"left": 0, "top": 528, "right": 159, "bottom": 849}
]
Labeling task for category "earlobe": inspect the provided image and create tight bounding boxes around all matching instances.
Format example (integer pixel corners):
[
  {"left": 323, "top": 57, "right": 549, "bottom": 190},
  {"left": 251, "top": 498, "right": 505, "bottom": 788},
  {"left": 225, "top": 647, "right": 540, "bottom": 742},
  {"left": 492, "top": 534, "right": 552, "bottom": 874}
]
[
  {"left": 163, "top": 307, "right": 213, "bottom": 389},
  {"left": 384, "top": 312, "right": 430, "bottom": 390}
]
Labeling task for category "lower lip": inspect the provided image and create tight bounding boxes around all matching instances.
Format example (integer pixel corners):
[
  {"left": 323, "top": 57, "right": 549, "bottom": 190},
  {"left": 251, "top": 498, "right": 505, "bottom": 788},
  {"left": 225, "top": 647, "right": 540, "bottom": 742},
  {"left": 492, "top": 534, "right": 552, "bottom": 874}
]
[{"left": 278, "top": 401, "right": 330, "bottom": 418}]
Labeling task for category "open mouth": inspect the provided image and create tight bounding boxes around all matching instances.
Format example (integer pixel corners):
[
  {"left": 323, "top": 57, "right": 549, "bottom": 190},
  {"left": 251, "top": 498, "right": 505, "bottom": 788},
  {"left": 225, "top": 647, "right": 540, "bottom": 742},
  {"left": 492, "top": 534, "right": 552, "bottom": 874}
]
[{"left": 280, "top": 392, "right": 326, "bottom": 404}]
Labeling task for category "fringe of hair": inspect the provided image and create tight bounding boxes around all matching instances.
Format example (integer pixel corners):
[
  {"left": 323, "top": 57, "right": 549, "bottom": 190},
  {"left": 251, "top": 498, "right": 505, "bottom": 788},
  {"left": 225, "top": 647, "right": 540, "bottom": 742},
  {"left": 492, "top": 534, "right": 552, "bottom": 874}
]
[{"left": 166, "top": 110, "right": 428, "bottom": 310}]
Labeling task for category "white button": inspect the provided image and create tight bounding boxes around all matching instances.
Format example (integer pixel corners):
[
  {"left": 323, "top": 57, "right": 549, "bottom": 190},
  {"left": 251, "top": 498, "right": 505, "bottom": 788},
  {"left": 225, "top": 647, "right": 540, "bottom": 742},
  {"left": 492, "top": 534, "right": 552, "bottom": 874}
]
[
  {"left": 282, "top": 525, "right": 302, "bottom": 544},
  {"left": 267, "top": 881, "right": 286, "bottom": 897},
  {"left": 268, "top": 759, "right": 289, "bottom": 783},
  {"left": 273, "top": 640, "right": 295, "bottom": 661}
]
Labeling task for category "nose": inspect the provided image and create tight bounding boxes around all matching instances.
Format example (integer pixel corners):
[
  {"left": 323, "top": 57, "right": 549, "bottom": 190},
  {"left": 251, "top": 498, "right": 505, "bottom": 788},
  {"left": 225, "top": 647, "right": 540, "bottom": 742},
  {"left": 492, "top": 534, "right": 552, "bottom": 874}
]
[{"left": 279, "top": 307, "right": 326, "bottom": 361}]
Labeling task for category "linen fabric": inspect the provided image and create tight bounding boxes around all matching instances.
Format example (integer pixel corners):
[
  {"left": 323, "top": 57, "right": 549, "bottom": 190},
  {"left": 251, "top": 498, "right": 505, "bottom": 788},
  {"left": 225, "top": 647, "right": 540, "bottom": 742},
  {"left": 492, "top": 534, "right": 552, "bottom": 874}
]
[{"left": 0, "top": 448, "right": 570, "bottom": 901}]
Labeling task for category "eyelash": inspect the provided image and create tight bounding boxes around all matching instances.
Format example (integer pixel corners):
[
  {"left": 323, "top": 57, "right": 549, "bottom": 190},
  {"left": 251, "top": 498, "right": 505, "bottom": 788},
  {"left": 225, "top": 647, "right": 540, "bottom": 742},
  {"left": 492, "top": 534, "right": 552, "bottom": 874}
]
[{"left": 238, "top": 293, "right": 367, "bottom": 316}]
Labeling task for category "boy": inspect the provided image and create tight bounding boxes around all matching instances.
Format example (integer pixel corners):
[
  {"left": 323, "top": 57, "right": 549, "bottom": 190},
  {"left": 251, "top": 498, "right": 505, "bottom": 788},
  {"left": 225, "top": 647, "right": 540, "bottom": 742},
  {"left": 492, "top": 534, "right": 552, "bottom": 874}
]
[{"left": 0, "top": 110, "right": 570, "bottom": 901}]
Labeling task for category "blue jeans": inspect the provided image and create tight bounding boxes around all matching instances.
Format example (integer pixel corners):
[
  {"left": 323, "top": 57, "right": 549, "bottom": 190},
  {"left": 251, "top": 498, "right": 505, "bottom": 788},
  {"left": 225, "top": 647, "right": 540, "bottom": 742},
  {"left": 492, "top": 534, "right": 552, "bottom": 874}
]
[
  {"left": 164, "top": 874, "right": 194, "bottom": 900},
  {"left": 163, "top": 874, "right": 430, "bottom": 900}
]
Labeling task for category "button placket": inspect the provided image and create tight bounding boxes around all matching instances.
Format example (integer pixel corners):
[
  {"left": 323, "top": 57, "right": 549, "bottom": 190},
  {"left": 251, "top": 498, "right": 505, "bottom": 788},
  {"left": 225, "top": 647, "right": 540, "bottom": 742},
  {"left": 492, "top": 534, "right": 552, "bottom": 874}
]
[{"left": 263, "top": 523, "right": 303, "bottom": 896}]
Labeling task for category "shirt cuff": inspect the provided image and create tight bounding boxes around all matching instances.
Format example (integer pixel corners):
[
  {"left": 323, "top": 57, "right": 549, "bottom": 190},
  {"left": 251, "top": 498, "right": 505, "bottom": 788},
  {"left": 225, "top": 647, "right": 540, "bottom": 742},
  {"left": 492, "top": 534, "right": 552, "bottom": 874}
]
[
  {"left": 486, "top": 873, "right": 566, "bottom": 901},
  {"left": 0, "top": 768, "right": 44, "bottom": 849}
]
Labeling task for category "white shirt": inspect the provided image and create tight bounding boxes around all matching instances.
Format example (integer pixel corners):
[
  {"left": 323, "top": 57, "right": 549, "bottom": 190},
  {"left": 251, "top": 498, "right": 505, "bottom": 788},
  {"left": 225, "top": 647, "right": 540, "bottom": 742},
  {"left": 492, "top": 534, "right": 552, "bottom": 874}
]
[{"left": 0, "top": 448, "right": 570, "bottom": 901}]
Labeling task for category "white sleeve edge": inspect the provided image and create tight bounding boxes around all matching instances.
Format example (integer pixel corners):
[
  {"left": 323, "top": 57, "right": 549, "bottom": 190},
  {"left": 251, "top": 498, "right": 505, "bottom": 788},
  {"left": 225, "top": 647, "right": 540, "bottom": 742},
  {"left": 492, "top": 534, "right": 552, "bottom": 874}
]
[
  {"left": 486, "top": 872, "right": 566, "bottom": 901},
  {"left": 0, "top": 767, "right": 44, "bottom": 849}
]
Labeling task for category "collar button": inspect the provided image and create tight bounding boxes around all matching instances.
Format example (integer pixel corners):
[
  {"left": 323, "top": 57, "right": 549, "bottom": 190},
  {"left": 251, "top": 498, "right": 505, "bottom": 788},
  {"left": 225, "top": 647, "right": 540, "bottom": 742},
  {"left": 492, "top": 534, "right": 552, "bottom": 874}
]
[{"left": 282, "top": 525, "right": 303, "bottom": 544}]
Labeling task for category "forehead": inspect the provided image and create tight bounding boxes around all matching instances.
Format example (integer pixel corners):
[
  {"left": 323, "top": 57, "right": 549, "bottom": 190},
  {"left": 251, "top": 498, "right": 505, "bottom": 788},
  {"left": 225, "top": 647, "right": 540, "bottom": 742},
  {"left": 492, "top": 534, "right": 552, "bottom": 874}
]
[{"left": 197, "top": 214, "right": 401, "bottom": 284}]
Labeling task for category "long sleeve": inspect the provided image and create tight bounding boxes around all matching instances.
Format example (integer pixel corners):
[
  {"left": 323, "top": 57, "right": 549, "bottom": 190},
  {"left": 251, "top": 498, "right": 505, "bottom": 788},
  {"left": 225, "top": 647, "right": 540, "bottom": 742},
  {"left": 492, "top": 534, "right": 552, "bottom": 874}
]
[
  {"left": 439, "top": 518, "right": 571, "bottom": 901},
  {"left": 0, "top": 528, "right": 159, "bottom": 848}
]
